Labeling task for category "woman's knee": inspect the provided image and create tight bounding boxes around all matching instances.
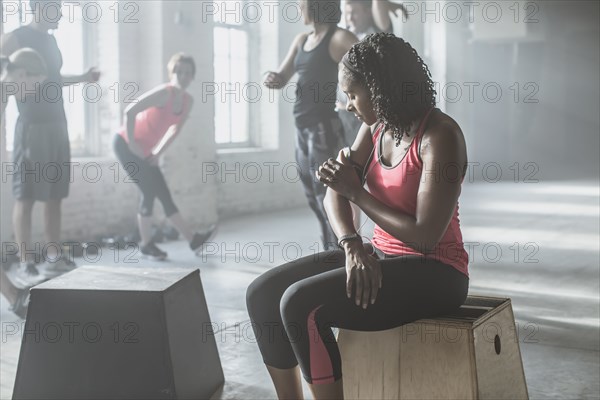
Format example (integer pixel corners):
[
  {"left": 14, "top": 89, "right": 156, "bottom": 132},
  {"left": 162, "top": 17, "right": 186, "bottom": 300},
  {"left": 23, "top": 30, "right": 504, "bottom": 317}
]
[
  {"left": 139, "top": 195, "right": 155, "bottom": 217},
  {"left": 280, "top": 280, "right": 310, "bottom": 323},
  {"left": 246, "top": 273, "right": 280, "bottom": 316},
  {"left": 246, "top": 276, "right": 263, "bottom": 309}
]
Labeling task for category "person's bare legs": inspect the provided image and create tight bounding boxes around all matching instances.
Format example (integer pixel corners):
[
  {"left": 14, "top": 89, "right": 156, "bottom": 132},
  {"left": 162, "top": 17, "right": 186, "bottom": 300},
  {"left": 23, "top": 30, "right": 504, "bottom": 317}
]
[
  {"left": 137, "top": 214, "right": 153, "bottom": 246},
  {"left": 12, "top": 199, "right": 34, "bottom": 263},
  {"left": 266, "top": 365, "right": 304, "bottom": 399},
  {"left": 308, "top": 379, "right": 344, "bottom": 400},
  {"left": 44, "top": 199, "right": 61, "bottom": 259},
  {"left": 167, "top": 212, "right": 194, "bottom": 243}
]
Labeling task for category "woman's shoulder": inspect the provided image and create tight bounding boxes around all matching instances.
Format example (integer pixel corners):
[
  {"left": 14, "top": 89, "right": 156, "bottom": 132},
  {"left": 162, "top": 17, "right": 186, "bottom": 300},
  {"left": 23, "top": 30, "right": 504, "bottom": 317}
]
[
  {"left": 134, "top": 84, "right": 171, "bottom": 108},
  {"left": 148, "top": 83, "right": 171, "bottom": 95},
  {"left": 329, "top": 28, "right": 358, "bottom": 63},
  {"left": 331, "top": 26, "right": 351, "bottom": 35},
  {"left": 166, "top": 84, "right": 192, "bottom": 100},
  {"left": 331, "top": 27, "right": 358, "bottom": 44},
  {"left": 293, "top": 31, "right": 310, "bottom": 46},
  {"left": 423, "top": 109, "right": 463, "bottom": 139},
  {"left": 419, "top": 109, "right": 466, "bottom": 159}
]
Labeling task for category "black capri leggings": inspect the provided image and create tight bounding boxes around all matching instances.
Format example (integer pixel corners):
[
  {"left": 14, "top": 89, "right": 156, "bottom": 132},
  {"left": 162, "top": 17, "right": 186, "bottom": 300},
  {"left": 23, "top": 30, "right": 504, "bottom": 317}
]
[
  {"left": 246, "top": 247, "right": 469, "bottom": 385},
  {"left": 113, "top": 134, "right": 178, "bottom": 217}
]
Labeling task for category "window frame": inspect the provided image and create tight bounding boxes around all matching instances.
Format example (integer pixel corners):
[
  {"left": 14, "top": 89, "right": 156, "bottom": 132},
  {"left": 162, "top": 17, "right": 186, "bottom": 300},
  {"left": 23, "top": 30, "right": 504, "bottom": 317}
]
[{"left": 213, "top": 1, "right": 259, "bottom": 149}]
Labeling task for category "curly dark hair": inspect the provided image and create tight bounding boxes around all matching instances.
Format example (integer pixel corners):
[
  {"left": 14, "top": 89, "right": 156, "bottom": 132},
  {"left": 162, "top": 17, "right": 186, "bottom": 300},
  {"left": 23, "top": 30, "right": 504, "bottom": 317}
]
[{"left": 342, "top": 33, "right": 436, "bottom": 146}]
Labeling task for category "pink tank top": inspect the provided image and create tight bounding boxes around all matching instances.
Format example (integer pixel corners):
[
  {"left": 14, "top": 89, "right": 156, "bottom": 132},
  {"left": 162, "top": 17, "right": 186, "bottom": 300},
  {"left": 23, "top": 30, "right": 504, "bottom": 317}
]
[
  {"left": 119, "top": 85, "right": 190, "bottom": 157},
  {"left": 365, "top": 109, "right": 469, "bottom": 277}
]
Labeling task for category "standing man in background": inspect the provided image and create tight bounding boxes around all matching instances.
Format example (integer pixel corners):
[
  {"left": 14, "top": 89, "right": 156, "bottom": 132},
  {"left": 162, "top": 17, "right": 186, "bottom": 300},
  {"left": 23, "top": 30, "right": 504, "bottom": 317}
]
[
  {"left": 345, "top": 0, "right": 407, "bottom": 39},
  {"left": 1, "top": 0, "right": 100, "bottom": 280}
]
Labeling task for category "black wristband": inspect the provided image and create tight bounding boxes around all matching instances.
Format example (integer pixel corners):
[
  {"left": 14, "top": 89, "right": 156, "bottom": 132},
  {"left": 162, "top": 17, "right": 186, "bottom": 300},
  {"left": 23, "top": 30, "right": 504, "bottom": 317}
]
[{"left": 338, "top": 233, "right": 361, "bottom": 248}]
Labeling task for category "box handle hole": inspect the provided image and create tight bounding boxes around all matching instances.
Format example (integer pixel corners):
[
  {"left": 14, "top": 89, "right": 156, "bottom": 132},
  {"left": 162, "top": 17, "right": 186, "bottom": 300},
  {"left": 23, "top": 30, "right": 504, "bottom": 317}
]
[{"left": 494, "top": 334, "right": 501, "bottom": 354}]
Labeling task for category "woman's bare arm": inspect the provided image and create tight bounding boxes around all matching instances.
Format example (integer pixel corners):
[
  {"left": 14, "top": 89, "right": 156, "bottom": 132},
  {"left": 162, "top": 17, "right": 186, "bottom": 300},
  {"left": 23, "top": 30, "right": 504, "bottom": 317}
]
[
  {"left": 150, "top": 95, "right": 194, "bottom": 157},
  {"left": 372, "top": 0, "right": 408, "bottom": 32},
  {"left": 323, "top": 122, "right": 373, "bottom": 240},
  {"left": 264, "top": 33, "right": 308, "bottom": 89},
  {"left": 62, "top": 67, "right": 100, "bottom": 86}
]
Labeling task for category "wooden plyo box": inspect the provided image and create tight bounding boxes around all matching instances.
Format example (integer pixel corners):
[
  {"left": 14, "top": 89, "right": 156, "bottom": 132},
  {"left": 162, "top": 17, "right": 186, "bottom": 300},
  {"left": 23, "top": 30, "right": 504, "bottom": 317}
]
[{"left": 338, "top": 295, "right": 528, "bottom": 400}]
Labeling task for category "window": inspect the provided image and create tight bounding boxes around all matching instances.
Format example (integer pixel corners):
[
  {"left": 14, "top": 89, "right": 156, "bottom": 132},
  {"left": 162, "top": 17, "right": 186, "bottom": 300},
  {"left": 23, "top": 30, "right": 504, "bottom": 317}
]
[
  {"left": 1, "top": 1, "right": 92, "bottom": 156},
  {"left": 213, "top": 0, "right": 254, "bottom": 147}
]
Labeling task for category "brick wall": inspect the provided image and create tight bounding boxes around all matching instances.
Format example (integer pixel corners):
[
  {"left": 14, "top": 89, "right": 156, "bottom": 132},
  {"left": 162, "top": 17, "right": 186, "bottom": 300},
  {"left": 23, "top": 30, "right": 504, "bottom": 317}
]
[{"left": 1, "top": 1, "right": 308, "bottom": 247}]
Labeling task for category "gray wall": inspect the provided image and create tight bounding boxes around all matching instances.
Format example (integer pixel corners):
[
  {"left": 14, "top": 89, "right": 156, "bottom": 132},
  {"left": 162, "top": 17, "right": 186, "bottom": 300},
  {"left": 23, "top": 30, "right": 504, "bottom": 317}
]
[{"left": 445, "top": 1, "right": 599, "bottom": 181}]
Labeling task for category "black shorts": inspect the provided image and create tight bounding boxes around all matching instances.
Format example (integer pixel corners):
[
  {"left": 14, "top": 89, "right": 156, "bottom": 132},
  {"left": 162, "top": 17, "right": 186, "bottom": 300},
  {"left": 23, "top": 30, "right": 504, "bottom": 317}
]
[{"left": 12, "top": 119, "right": 70, "bottom": 201}]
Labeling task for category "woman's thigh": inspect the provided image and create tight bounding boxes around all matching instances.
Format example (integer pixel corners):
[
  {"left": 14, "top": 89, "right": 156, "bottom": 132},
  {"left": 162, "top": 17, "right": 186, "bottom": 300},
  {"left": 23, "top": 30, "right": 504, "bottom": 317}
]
[
  {"left": 113, "top": 136, "right": 156, "bottom": 197},
  {"left": 248, "top": 250, "right": 346, "bottom": 304},
  {"left": 286, "top": 255, "right": 469, "bottom": 332},
  {"left": 147, "top": 166, "right": 171, "bottom": 198}
]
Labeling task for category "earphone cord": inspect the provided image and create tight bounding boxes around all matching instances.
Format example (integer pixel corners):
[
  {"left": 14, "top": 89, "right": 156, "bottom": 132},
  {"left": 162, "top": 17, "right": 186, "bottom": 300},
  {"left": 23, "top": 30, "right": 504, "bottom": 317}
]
[{"left": 353, "top": 130, "right": 387, "bottom": 253}]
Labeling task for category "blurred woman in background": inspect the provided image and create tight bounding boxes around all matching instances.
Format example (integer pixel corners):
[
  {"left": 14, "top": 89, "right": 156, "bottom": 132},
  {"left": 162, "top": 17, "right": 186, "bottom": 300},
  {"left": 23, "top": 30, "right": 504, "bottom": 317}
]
[
  {"left": 113, "top": 53, "right": 216, "bottom": 260},
  {"left": 264, "top": 0, "right": 357, "bottom": 251}
]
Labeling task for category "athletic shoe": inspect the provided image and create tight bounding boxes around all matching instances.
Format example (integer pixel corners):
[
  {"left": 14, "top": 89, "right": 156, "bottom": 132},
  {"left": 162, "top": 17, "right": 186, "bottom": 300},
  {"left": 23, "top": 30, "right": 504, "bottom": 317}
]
[
  {"left": 10, "top": 262, "right": 46, "bottom": 288},
  {"left": 9, "top": 287, "right": 30, "bottom": 319},
  {"left": 42, "top": 257, "right": 77, "bottom": 279},
  {"left": 62, "top": 256, "right": 78, "bottom": 268},
  {"left": 140, "top": 242, "right": 168, "bottom": 261},
  {"left": 190, "top": 224, "right": 218, "bottom": 252}
]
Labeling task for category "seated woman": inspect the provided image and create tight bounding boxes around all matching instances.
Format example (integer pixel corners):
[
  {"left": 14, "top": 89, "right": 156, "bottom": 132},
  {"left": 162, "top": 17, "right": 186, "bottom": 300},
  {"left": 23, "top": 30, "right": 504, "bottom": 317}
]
[{"left": 246, "top": 33, "right": 469, "bottom": 400}]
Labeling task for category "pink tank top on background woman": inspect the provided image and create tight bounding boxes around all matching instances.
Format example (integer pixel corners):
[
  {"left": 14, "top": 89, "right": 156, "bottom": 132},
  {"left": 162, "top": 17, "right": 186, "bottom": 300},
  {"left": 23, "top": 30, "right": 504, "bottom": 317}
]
[
  {"left": 119, "top": 85, "right": 190, "bottom": 157},
  {"left": 365, "top": 109, "right": 469, "bottom": 277}
]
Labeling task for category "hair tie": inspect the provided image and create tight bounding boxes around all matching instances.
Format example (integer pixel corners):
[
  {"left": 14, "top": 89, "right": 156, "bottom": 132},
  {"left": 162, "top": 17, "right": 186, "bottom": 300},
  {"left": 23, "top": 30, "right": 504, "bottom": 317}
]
[{"left": 342, "top": 52, "right": 361, "bottom": 76}]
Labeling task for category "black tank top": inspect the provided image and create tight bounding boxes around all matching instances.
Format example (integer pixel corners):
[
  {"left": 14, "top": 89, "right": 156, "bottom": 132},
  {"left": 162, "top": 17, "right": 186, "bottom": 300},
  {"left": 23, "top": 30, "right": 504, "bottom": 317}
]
[
  {"left": 13, "top": 25, "right": 66, "bottom": 123},
  {"left": 293, "top": 27, "right": 339, "bottom": 129}
]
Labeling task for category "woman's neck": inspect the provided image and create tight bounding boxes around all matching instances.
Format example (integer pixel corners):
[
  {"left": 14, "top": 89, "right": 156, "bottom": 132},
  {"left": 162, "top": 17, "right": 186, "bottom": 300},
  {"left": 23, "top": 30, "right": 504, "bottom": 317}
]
[
  {"left": 312, "top": 23, "right": 331, "bottom": 36},
  {"left": 168, "top": 81, "right": 188, "bottom": 96},
  {"left": 28, "top": 22, "right": 49, "bottom": 33},
  {"left": 169, "top": 80, "right": 182, "bottom": 89},
  {"left": 385, "top": 119, "right": 420, "bottom": 141}
]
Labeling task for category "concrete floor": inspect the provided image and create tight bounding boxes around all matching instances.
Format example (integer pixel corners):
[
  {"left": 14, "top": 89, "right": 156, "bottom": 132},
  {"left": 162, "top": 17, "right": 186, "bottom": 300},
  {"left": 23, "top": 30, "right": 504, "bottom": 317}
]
[{"left": 1, "top": 180, "right": 599, "bottom": 399}]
